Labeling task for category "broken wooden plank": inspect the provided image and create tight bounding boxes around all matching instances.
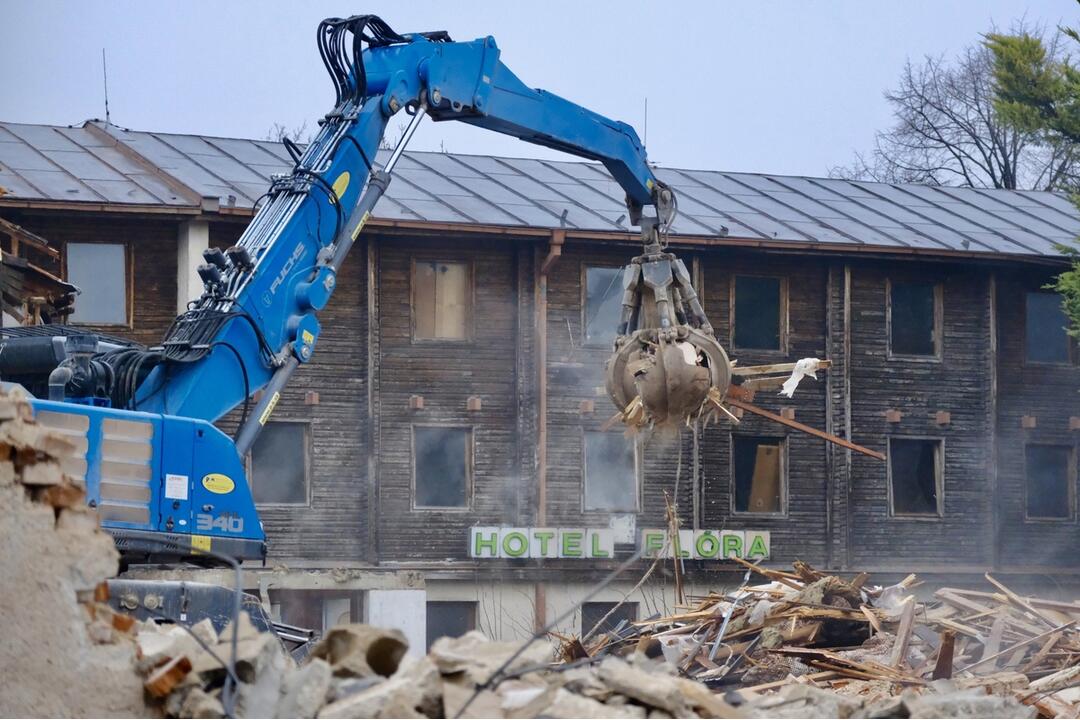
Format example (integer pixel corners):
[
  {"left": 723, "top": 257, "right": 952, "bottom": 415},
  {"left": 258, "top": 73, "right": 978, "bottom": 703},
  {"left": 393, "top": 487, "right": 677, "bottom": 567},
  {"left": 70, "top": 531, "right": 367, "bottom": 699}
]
[
  {"left": 932, "top": 629, "right": 956, "bottom": 680},
  {"left": 732, "top": 360, "right": 833, "bottom": 377},
  {"left": 1020, "top": 630, "right": 1065, "bottom": 674},
  {"left": 959, "top": 622, "right": 1074, "bottom": 674},
  {"left": 889, "top": 596, "right": 916, "bottom": 668},
  {"left": 726, "top": 397, "right": 886, "bottom": 460}
]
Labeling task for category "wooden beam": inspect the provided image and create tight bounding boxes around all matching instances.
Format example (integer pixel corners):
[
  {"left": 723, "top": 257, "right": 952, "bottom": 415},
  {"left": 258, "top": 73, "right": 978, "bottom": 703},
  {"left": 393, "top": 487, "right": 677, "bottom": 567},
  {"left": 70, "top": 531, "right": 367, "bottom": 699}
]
[
  {"left": 725, "top": 398, "right": 886, "bottom": 461},
  {"left": 731, "top": 359, "right": 832, "bottom": 377}
]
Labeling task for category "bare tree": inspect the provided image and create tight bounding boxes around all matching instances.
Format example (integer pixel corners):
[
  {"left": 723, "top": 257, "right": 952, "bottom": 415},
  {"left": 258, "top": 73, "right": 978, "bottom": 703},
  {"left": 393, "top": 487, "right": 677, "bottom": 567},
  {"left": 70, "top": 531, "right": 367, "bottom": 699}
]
[
  {"left": 831, "top": 28, "right": 1077, "bottom": 190},
  {"left": 265, "top": 121, "right": 312, "bottom": 144}
]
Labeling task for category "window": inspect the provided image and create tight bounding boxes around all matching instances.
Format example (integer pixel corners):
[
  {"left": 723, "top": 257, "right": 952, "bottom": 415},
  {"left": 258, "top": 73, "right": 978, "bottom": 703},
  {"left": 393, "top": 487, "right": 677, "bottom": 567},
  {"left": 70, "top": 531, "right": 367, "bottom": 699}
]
[
  {"left": 269, "top": 589, "right": 360, "bottom": 632},
  {"left": 889, "top": 281, "right": 940, "bottom": 357},
  {"left": 67, "top": 243, "right": 127, "bottom": 324},
  {"left": 582, "top": 602, "right": 638, "bottom": 637},
  {"left": 426, "top": 601, "right": 477, "bottom": 650},
  {"left": 1026, "top": 292, "right": 1071, "bottom": 364},
  {"left": 732, "top": 436, "right": 784, "bottom": 514},
  {"left": 889, "top": 438, "right": 943, "bottom": 516},
  {"left": 413, "top": 260, "right": 469, "bottom": 340},
  {"left": 1026, "top": 445, "right": 1074, "bottom": 520},
  {"left": 584, "top": 266, "right": 624, "bottom": 347},
  {"left": 583, "top": 431, "right": 638, "bottom": 512},
  {"left": 413, "top": 426, "right": 471, "bottom": 508},
  {"left": 248, "top": 421, "right": 309, "bottom": 505},
  {"left": 733, "top": 275, "right": 783, "bottom": 350}
]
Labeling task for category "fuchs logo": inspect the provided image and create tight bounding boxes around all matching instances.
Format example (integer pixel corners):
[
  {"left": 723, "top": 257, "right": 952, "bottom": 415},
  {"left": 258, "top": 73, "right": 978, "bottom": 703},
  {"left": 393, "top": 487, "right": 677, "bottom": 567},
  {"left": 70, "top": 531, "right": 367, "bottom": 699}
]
[{"left": 268, "top": 242, "right": 307, "bottom": 300}]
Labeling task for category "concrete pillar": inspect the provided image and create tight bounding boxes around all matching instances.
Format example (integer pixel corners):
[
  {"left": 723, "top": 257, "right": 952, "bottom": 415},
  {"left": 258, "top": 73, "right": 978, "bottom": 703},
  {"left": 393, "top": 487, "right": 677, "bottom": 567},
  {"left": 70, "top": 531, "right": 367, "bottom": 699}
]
[
  {"left": 365, "top": 589, "right": 426, "bottom": 656},
  {"left": 177, "top": 219, "right": 209, "bottom": 313}
]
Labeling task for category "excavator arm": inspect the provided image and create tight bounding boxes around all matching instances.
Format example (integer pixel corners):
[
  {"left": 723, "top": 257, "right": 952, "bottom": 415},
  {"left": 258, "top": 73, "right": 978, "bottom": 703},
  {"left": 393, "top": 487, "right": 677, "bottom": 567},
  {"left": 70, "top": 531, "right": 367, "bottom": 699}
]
[{"left": 128, "top": 16, "right": 683, "bottom": 446}]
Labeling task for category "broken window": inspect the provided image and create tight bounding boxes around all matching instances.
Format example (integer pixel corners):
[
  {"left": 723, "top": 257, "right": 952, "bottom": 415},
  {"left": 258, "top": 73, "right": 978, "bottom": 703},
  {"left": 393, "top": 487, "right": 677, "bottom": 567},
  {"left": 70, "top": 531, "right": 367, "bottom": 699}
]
[
  {"left": 581, "top": 602, "right": 638, "bottom": 637},
  {"left": 248, "top": 421, "right": 309, "bottom": 505},
  {"left": 732, "top": 436, "right": 784, "bottom": 514},
  {"left": 413, "top": 260, "right": 469, "bottom": 340},
  {"left": 733, "top": 276, "right": 782, "bottom": 350},
  {"left": 268, "top": 590, "right": 361, "bottom": 632},
  {"left": 889, "top": 282, "right": 939, "bottom": 357},
  {"left": 584, "top": 266, "right": 624, "bottom": 346},
  {"left": 426, "top": 601, "right": 477, "bottom": 650},
  {"left": 889, "top": 438, "right": 942, "bottom": 516},
  {"left": 413, "top": 426, "right": 470, "bottom": 508},
  {"left": 583, "top": 431, "right": 638, "bottom": 512},
  {"left": 1026, "top": 292, "right": 1071, "bottom": 364},
  {"left": 67, "top": 242, "right": 127, "bottom": 325},
  {"left": 1026, "top": 445, "right": 1074, "bottom": 520}
]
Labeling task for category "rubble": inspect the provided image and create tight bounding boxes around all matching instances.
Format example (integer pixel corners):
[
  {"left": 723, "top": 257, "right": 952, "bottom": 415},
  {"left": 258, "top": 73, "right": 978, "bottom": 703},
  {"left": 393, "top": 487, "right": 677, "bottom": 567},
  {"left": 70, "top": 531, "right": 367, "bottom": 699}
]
[{"left": 5, "top": 377, "right": 1080, "bottom": 718}]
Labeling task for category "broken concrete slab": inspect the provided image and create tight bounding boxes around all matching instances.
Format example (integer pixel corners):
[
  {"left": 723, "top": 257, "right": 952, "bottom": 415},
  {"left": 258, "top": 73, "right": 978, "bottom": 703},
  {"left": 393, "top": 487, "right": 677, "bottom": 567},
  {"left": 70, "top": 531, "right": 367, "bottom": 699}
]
[
  {"left": 276, "top": 658, "right": 332, "bottom": 719},
  {"left": 543, "top": 688, "right": 647, "bottom": 719},
  {"left": 310, "top": 624, "right": 408, "bottom": 679},
  {"left": 905, "top": 689, "right": 1036, "bottom": 719}
]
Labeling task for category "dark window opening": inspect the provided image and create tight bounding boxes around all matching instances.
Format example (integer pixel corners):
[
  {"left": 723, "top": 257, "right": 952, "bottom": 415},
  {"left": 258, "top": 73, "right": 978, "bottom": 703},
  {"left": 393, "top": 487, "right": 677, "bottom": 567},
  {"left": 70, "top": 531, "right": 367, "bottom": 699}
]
[
  {"left": 733, "top": 276, "right": 781, "bottom": 350},
  {"left": 1026, "top": 292, "right": 1071, "bottom": 364},
  {"left": 414, "top": 426, "right": 470, "bottom": 508},
  {"left": 890, "top": 282, "right": 938, "bottom": 357},
  {"left": 67, "top": 242, "right": 127, "bottom": 325},
  {"left": 585, "top": 266, "right": 624, "bottom": 347},
  {"left": 426, "top": 601, "right": 477, "bottom": 650},
  {"left": 733, "top": 436, "right": 783, "bottom": 513},
  {"left": 248, "top": 421, "right": 309, "bottom": 505},
  {"left": 584, "top": 431, "right": 637, "bottom": 512},
  {"left": 582, "top": 601, "right": 638, "bottom": 637},
  {"left": 268, "top": 589, "right": 361, "bottom": 633},
  {"left": 1026, "top": 445, "right": 1073, "bottom": 520},
  {"left": 890, "top": 438, "right": 941, "bottom": 516},
  {"left": 413, "top": 260, "right": 469, "bottom": 340}
]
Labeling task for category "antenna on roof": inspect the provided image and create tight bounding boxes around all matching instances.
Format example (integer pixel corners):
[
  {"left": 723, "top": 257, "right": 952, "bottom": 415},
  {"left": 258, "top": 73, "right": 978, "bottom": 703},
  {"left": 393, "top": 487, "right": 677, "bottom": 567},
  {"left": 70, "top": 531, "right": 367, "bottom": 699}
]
[{"left": 101, "top": 48, "right": 111, "bottom": 125}]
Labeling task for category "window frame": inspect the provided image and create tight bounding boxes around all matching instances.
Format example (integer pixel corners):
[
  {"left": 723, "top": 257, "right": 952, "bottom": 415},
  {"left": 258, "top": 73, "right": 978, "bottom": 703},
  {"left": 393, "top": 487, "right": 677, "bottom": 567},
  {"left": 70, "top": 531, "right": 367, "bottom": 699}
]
[
  {"left": 729, "top": 433, "right": 789, "bottom": 517},
  {"left": 411, "top": 424, "right": 474, "bottom": 511},
  {"left": 887, "top": 436, "right": 945, "bottom": 519},
  {"left": 1023, "top": 291, "right": 1075, "bottom": 367},
  {"left": 581, "top": 429, "right": 642, "bottom": 513},
  {"left": 886, "top": 279, "right": 943, "bottom": 362},
  {"left": 426, "top": 600, "right": 478, "bottom": 650},
  {"left": 729, "top": 274, "right": 789, "bottom": 354},
  {"left": 244, "top": 419, "right": 312, "bottom": 507},
  {"left": 581, "top": 263, "right": 627, "bottom": 349},
  {"left": 63, "top": 241, "right": 133, "bottom": 327},
  {"left": 410, "top": 257, "right": 474, "bottom": 343},
  {"left": 1023, "top": 443, "right": 1077, "bottom": 523}
]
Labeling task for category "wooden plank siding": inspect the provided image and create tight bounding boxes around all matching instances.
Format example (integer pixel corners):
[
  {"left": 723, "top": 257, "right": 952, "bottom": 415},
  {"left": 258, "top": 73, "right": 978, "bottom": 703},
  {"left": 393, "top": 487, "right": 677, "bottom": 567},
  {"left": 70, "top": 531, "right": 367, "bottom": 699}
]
[
  {"left": 3, "top": 207, "right": 1080, "bottom": 575},
  {"left": 845, "top": 260, "right": 994, "bottom": 568},
  {"left": 698, "top": 250, "right": 831, "bottom": 565},
  {"left": 374, "top": 233, "right": 524, "bottom": 561},
  {"left": 996, "top": 269, "right": 1080, "bottom": 570}
]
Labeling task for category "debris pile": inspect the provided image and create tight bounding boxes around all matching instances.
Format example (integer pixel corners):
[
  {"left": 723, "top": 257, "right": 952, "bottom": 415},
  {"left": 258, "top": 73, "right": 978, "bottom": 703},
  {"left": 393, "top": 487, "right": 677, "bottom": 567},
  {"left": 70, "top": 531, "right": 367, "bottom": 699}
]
[
  {"left": 0, "top": 388, "right": 151, "bottom": 717},
  {"left": 570, "top": 559, "right": 1080, "bottom": 718}
]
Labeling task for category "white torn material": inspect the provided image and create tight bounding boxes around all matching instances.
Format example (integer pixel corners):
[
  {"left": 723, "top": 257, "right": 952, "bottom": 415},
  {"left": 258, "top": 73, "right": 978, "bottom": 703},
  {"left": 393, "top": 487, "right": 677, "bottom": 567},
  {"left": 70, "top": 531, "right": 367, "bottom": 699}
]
[{"left": 779, "top": 358, "right": 822, "bottom": 398}]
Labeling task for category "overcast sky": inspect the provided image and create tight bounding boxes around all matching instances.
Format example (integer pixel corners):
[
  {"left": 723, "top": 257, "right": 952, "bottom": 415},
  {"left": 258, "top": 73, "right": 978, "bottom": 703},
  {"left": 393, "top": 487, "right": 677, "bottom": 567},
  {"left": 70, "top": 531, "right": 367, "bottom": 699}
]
[{"left": 1, "top": 1, "right": 1073, "bottom": 177}]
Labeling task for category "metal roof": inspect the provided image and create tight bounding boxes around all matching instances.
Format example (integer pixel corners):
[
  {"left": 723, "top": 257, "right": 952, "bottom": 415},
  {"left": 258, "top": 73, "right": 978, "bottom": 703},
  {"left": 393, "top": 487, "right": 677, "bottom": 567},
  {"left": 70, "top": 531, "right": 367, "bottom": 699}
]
[{"left": 1, "top": 119, "right": 1078, "bottom": 258}]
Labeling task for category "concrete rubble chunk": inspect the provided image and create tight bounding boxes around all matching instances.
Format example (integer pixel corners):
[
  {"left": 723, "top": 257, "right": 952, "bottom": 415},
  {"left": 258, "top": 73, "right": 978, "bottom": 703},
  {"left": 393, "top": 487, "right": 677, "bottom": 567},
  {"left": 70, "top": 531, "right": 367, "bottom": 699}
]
[
  {"left": 743, "top": 683, "right": 863, "bottom": 719},
  {"left": 441, "top": 681, "right": 504, "bottom": 719},
  {"left": 276, "top": 658, "right": 332, "bottom": 719},
  {"left": 598, "top": 656, "right": 696, "bottom": 717},
  {"left": 310, "top": 623, "right": 409, "bottom": 679},
  {"left": 232, "top": 627, "right": 291, "bottom": 719},
  {"left": 318, "top": 655, "right": 441, "bottom": 719},
  {"left": 497, "top": 678, "right": 555, "bottom": 718},
  {"left": 19, "top": 459, "right": 63, "bottom": 486},
  {"left": 904, "top": 689, "right": 1036, "bottom": 718},
  {"left": 543, "top": 688, "right": 647, "bottom": 719},
  {"left": 430, "top": 631, "right": 551, "bottom": 685},
  {"left": 178, "top": 687, "right": 226, "bottom": 719}
]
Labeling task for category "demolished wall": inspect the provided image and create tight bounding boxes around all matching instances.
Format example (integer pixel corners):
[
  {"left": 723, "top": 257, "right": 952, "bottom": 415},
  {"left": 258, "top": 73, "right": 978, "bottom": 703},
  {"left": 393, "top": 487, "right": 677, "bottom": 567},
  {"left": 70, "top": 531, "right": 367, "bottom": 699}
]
[{"left": 0, "top": 391, "right": 152, "bottom": 717}]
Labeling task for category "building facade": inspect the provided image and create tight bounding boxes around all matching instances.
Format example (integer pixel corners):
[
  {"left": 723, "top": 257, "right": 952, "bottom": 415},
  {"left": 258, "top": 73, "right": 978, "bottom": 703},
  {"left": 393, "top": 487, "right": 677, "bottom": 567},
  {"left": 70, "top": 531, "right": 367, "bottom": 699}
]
[{"left": 2, "top": 119, "right": 1079, "bottom": 649}]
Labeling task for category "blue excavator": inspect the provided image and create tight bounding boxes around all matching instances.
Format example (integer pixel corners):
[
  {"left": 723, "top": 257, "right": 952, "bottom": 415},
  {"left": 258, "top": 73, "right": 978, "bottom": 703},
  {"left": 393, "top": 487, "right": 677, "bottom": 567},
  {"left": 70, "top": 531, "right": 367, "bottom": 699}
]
[{"left": 0, "top": 15, "right": 730, "bottom": 563}]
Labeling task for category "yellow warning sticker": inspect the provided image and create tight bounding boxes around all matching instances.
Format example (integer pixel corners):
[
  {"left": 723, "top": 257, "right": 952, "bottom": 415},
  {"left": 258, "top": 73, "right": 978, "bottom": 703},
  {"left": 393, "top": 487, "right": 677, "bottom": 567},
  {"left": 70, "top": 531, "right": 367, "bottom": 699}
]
[
  {"left": 351, "top": 211, "right": 372, "bottom": 240},
  {"left": 302, "top": 329, "right": 315, "bottom": 344},
  {"left": 191, "top": 535, "right": 212, "bottom": 552},
  {"left": 259, "top": 391, "right": 281, "bottom": 425}
]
